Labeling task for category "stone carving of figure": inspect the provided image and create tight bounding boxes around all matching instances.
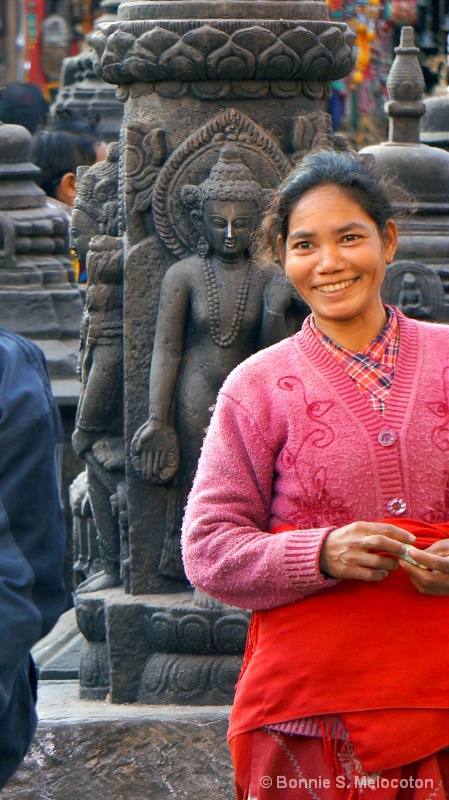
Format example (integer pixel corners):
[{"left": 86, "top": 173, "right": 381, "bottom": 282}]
[
  {"left": 71, "top": 144, "right": 127, "bottom": 593},
  {"left": 131, "top": 143, "right": 305, "bottom": 580},
  {"left": 397, "top": 271, "right": 431, "bottom": 320}
]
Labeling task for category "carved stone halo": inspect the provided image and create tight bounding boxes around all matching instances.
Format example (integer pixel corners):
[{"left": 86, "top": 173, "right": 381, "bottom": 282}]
[{"left": 152, "top": 107, "right": 292, "bottom": 258}]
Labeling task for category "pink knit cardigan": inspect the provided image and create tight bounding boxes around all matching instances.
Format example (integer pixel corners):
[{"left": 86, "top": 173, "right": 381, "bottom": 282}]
[{"left": 182, "top": 311, "right": 449, "bottom": 610}]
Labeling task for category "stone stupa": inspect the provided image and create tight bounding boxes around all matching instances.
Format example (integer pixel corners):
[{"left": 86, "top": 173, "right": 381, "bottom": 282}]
[
  {"left": 361, "top": 26, "right": 449, "bottom": 323},
  {"left": 0, "top": 120, "right": 83, "bottom": 401}
]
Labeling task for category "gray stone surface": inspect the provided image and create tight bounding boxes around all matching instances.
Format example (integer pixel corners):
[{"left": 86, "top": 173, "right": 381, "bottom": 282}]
[
  {"left": 3, "top": 681, "right": 233, "bottom": 800},
  {"left": 33, "top": 609, "right": 82, "bottom": 680}
]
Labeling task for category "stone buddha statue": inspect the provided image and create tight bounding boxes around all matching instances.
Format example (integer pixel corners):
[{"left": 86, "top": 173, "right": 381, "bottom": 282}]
[
  {"left": 132, "top": 143, "right": 304, "bottom": 579},
  {"left": 71, "top": 143, "right": 127, "bottom": 593},
  {"left": 397, "top": 271, "right": 431, "bottom": 320}
]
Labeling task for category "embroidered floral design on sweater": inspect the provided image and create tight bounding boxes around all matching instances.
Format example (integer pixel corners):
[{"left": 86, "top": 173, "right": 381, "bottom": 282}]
[
  {"left": 277, "top": 376, "right": 351, "bottom": 528},
  {"left": 427, "top": 367, "right": 449, "bottom": 452},
  {"left": 277, "top": 375, "right": 334, "bottom": 451},
  {"left": 422, "top": 473, "right": 449, "bottom": 523},
  {"left": 288, "top": 466, "right": 352, "bottom": 529}
]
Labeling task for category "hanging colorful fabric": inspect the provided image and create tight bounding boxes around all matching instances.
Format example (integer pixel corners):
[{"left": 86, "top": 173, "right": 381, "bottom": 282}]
[{"left": 385, "top": 0, "right": 417, "bottom": 25}]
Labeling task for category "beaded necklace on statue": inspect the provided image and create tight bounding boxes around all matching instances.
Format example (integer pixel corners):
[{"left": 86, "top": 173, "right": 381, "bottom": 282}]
[{"left": 202, "top": 256, "right": 252, "bottom": 348}]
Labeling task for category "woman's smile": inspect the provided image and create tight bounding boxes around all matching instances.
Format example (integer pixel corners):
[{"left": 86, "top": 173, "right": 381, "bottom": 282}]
[{"left": 314, "top": 277, "right": 359, "bottom": 294}]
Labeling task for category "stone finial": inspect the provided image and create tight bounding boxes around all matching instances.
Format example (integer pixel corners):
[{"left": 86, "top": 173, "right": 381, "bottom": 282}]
[
  {"left": 385, "top": 26, "right": 426, "bottom": 144},
  {"left": 96, "top": 0, "right": 121, "bottom": 27}
]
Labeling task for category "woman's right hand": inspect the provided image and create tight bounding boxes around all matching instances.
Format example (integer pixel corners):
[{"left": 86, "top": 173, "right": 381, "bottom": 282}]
[
  {"left": 319, "top": 522, "right": 416, "bottom": 581},
  {"left": 131, "top": 419, "right": 180, "bottom": 483}
]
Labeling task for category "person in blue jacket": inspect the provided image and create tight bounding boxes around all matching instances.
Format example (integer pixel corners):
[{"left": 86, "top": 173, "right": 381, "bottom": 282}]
[{"left": 0, "top": 329, "right": 66, "bottom": 788}]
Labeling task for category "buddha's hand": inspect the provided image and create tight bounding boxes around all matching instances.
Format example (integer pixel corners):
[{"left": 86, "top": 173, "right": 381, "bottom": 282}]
[
  {"left": 398, "top": 539, "right": 449, "bottom": 595},
  {"left": 263, "top": 274, "right": 292, "bottom": 316},
  {"left": 131, "top": 419, "right": 180, "bottom": 483},
  {"left": 72, "top": 427, "right": 96, "bottom": 458},
  {"left": 319, "top": 521, "right": 416, "bottom": 582}
]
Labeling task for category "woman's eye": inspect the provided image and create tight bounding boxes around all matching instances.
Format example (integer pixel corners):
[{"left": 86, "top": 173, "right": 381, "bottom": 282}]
[
  {"left": 296, "top": 241, "right": 312, "bottom": 250},
  {"left": 342, "top": 234, "right": 358, "bottom": 242}
]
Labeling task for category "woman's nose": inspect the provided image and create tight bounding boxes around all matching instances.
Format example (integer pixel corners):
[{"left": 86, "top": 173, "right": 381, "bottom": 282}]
[{"left": 316, "top": 245, "right": 343, "bottom": 272}]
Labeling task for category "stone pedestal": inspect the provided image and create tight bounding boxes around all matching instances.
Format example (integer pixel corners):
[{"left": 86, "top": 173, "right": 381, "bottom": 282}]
[{"left": 76, "top": 588, "right": 248, "bottom": 704}]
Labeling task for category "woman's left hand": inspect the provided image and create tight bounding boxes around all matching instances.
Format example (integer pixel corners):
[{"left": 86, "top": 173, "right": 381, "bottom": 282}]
[{"left": 399, "top": 539, "right": 449, "bottom": 595}]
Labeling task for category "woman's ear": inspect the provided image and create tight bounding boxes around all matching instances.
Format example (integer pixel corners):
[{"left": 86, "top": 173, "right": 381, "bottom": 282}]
[
  {"left": 383, "top": 219, "right": 398, "bottom": 265},
  {"left": 56, "top": 172, "right": 77, "bottom": 206},
  {"left": 277, "top": 234, "right": 286, "bottom": 267},
  {"left": 190, "top": 209, "right": 203, "bottom": 232}
]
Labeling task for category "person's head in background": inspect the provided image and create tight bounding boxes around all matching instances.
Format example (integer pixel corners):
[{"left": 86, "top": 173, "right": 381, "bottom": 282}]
[
  {"left": 0, "top": 82, "right": 49, "bottom": 134},
  {"left": 31, "top": 129, "right": 95, "bottom": 207},
  {"left": 49, "top": 108, "right": 108, "bottom": 165}
]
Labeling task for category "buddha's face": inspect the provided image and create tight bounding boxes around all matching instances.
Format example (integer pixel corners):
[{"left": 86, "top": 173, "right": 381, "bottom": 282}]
[
  {"left": 201, "top": 198, "right": 257, "bottom": 260},
  {"left": 71, "top": 206, "right": 99, "bottom": 266}
]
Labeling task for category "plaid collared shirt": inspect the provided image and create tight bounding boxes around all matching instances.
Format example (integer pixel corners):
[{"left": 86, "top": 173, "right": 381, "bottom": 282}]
[{"left": 310, "top": 306, "right": 399, "bottom": 415}]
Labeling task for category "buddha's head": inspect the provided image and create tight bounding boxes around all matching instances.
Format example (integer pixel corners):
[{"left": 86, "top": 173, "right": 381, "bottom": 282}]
[
  {"left": 71, "top": 141, "right": 119, "bottom": 267},
  {"left": 181, "top": 143, "right": 262, "bottom": 260}
]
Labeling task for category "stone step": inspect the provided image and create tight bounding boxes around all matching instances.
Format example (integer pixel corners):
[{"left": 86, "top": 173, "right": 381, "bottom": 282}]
[{"left": 3, "top": 681, "right": 233, "bottom": 800}]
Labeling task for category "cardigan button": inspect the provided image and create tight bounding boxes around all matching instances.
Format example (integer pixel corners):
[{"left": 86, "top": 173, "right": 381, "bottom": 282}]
[
  {"left": 378, "top": 429, "right": 396, "bottom": 447},
  {"left": 387, "top": 497, "right": 407, "bottom": 516}
]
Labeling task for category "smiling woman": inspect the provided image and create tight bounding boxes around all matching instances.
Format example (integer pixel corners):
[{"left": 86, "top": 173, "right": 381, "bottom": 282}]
[
  {"left": 279, "top": 184, "right": 397, "bottom": 350},
  {"left": 182, "top": 149, "right": 449, "bottom": 799}
]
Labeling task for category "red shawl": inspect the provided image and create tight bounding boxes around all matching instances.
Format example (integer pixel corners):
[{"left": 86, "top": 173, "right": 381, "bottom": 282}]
[{"left": 229, "top": 519, "right": 449, "bottom": 773}]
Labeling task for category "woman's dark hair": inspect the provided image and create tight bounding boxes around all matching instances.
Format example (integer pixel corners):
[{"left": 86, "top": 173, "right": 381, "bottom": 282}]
[
  {"left": 258, "top": 149, "right": 404, "bottom": 265},
  {"left": 31, "top": 130, "right": 91, "bottom": 198}
]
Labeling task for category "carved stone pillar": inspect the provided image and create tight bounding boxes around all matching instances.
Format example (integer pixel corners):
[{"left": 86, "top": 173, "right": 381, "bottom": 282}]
[{"left": 76, "top": 0, "right": 356, "bottom": 703}]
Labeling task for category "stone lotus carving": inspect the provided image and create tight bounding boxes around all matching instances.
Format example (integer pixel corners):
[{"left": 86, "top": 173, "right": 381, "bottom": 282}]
[
  {"left": 90, "top": 22, "right": 355, "bottom": 85},
  {"left": 146, "top": 610, "right": 249, "bottom": 655},
  {"left": 138, "top": 652, "right": 243, "bottom": 704},
  {"left": 293, "top": 109, "right": 349, "bottom": 160},
  {"left": 118, "top": 78, "right": 334, "bottom": 102}
]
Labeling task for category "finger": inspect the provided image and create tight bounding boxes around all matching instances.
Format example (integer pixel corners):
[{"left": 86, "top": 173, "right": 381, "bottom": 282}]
[
  {"left": 351, "top": 566, "right": 389, "bottom": 582},
  {"left": 151, "top": 452, "right": 160, "bottom": 479},
  {"left": 364, "top": 535, "right": 411, "bottom": 557},
  {"left": 399, "top": 560, "right": 449, "bottom": 594},
  {"left": 367, "top": 524, "right": 416, "bottom": 544},
  {"left": 147, "top": 453, "right": 156, "bottom": 480},
  {"left": 423, "top": 540, "right": 449, "bottom": 557},
  {"left": 141, "top": 451, "right": 149, "bottom": 480},
  {"left": 157, "top": 449, "right": 166, "bottom": 473},
  {"left": 363, "top": 554, "right": 398, "bottom": 572},
  {"left": 406, "top": 547, "right": 449, "bottom": 574}
]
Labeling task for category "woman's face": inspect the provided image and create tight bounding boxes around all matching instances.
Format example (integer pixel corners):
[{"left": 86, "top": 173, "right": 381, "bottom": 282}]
[
  {"left": 202, "top": 198, "right": 257, "bottom": 260},
  {"left": 278, "top": 184, "right": 397, "bottom": 334}
]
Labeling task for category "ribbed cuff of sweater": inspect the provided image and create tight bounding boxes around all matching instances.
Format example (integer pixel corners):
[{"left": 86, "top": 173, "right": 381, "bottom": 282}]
[{"left": 283, "top": 527, "right": 340, "bottom": 594}]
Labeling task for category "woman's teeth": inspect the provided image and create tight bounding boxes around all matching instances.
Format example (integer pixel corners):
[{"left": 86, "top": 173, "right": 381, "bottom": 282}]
[{"left": 316, "top": 278, "right": 356, "bottom": 294}]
